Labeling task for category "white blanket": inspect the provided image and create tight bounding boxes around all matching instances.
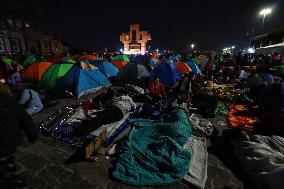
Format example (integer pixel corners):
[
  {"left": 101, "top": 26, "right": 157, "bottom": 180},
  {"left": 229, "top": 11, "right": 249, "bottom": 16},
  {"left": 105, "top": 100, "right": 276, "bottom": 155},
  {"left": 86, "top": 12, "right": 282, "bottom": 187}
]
[
  {"left": 91, "top": 112, "right": 130, "bottom": 137},
  {"left": 183, "top": 135, "right": 208, "bottom": 189},
  {"left": 234, "top": 135, "right": 284, "bottom": 189}
]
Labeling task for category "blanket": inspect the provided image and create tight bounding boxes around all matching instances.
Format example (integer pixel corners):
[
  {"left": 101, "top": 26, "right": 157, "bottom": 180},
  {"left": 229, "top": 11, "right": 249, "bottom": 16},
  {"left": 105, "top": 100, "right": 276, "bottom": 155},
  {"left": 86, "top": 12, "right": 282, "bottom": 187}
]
[
  {"left": 91, "top": 112, "right": 130, "bottom": 137},
  {"left": 234, "top": 135, "right": 284, "bottom": 189},
  {"left": 183, "top": 136, "right": 208, "bottom": 189},
  {"left": 112, "top": 110, "right": 192, "bottom": 186},
  {"left": 189, "top": 114, "right": 213, "bottom": 137},
  {"left": 227, "top": 103, "right": 260, "bottom": 132}
]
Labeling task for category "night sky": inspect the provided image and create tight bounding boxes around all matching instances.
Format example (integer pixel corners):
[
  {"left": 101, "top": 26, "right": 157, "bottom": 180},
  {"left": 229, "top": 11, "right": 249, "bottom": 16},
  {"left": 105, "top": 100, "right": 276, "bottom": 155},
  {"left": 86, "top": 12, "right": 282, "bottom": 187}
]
[{"left": 1, "top": 0, "right": 284, "bottom": 52}]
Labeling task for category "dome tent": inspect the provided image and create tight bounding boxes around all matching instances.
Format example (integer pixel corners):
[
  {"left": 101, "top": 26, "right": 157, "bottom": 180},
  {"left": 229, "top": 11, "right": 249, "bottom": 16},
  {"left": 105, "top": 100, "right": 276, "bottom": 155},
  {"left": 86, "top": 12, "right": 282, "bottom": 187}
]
[{"left": 54, "top": 64, "right": 111, "bottom": 102}]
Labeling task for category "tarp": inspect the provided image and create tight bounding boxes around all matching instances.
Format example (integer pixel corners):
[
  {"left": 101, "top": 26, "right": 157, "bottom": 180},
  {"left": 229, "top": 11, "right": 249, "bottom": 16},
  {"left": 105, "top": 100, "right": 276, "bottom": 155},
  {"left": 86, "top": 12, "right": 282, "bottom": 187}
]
[
  {"left": 174, "top": 61, "right": 192, "bottom": 75},
  {"left": 150, "top": 62, "right": 181, "bottom": 87},
  {"left": 23, "top": 54, "right": 37, "bottom": 67},
  {"left": 112, "top": 54, "right": 130, "bottom": 62},
  {"left": 39, "top": 61, "right": 74, "bottom": 89},
  {"left": 22, "top": 61, "right": 53, "bottom": 81},
  {"left": 79, "top": 54, "right": 97, "bottom": 61},
  {"left": 112, "top": 110, "right": 192, "bottom": 186},
  {"left": 54, "top": 64, "right": 111, "bottom": 101},
  {"left": 118, "top": 64, "right": 150, "bottom": 84},
  {"left": 89, "top": 60, "right": 119, "bottom": 78},
  {"left": 112, "top": 60, "right": 128, "bottom": 70},
  {"left": 186, "top": 61, "right": 202, "bottom": 76}
]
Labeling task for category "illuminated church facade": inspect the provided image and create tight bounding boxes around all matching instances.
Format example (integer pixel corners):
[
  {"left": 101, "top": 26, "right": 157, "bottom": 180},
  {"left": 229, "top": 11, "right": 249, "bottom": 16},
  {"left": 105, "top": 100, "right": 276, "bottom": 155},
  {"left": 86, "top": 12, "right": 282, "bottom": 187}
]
[{"left": 120, "top": 24, "right": 151, "bottom": 55}]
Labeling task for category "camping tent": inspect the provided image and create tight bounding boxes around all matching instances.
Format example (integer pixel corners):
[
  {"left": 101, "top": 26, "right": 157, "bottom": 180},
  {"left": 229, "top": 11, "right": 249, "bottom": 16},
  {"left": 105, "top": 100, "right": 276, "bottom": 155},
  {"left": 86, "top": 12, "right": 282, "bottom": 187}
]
[
  {"left": 150, "top": 62, "right": 181, "bottom": 87},
  {"left": 174, "top": 61, "right": 192, "bottom": 75},
  {"left": 23, "top": 54, "right": 37, "bottom": 67},
  {"left": 112, "top": 60, "right": 128, "bottom": 70},
  {"left": 79, "top": 54, "right": 97, "bottom": 61},
  {"left": 89, "top": 60, "right": 119, "bottom": 78},
  {"left": 1, "top": 56, "right": 13, "bottom": 65},
  {"left": 134, "top": 55, "right": 147, "bottom": 64},
  {"left": 54, "top": 64, "right": 111, "bottom": 101},
  {"left": 118, "top": 64, "right": 150, "bottom": 86},
  {"left": 22, "top": 61, "right": 53, "bottom": 81},
  {"left": 112, "top": 54, "right": 130, "bottom": 62},
  {"left": 39, "top": 61, "right": 74, "bottom": 89},
  {"left": 186, "top": 61, "right": 202, "bottom": 76},
  {"left": 168, "top": 56, "right": 179, "bottom": 62}
]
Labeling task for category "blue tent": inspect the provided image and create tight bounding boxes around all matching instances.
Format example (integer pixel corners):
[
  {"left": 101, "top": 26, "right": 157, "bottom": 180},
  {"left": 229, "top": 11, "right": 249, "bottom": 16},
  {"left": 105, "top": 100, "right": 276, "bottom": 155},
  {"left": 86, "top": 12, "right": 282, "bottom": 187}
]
[
  {"left": 54, "top": 64, "right": 111, "bottom": 101},
  {"left": 150, "top": 62, "right": 181, "bottom": 87},
  {"left": 168, "top": 56, "right": 179, "bottom": 62},
  {"left": 88, "top": 60, "right": 119, "bottom": 78},
  {"left": 186, "top": 61, "right": 202, "bottom": 76},
  {"left": 134, "top": 55, "right": 147, "bottom": 64}
]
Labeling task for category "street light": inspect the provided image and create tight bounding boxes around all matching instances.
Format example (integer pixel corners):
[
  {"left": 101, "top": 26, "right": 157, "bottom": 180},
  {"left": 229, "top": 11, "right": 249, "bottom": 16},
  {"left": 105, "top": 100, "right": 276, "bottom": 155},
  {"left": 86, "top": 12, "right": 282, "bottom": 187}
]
[
  {"left": 259, "top": 8, "right": 272, "bottom": 32},
  {"left": 191, "top": 44, "right": 195, "bottom": 49}
]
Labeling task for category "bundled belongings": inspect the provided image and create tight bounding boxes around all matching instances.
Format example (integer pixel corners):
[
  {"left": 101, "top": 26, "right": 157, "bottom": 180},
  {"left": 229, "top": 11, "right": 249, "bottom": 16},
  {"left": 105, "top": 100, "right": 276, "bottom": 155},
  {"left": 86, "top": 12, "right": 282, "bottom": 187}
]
[
  {"left": 189, "top": 114, "right": 213, "bottom": 137},
  {"left": 112, "top": 110, "right": 192, "bottom": 186}
]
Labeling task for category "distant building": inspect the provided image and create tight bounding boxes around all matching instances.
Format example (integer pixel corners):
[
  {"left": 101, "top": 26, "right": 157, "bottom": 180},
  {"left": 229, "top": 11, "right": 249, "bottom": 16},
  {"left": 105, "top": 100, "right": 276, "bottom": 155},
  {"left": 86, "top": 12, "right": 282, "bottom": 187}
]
[
  {"left": 252, "top": 27, "right": 284, "bottom": 55},
  {"left": 0, "top": 6, "right": 67, "bottom": 55},
  {"left": 24, "top": 30, "right": 64, "bottom": 55},
  {"left": 251, "top": 27, "right": 284, "bottom": 48},
  {"left": 120, "top": 24, "right": 151, "bottom": 55}
]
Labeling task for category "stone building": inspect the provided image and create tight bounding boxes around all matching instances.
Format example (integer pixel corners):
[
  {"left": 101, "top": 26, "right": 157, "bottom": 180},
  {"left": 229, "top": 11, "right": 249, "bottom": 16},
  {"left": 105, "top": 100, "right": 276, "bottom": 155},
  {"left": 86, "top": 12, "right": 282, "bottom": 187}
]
[
  {"left": 0, "top": 24, "right": 26, "bottom": 54},
  {"left": 120, "top": 24, "right": 151, "bottom": 55},
  {"left": 0, "top": 7, "right": 67, "bottom": 55}
]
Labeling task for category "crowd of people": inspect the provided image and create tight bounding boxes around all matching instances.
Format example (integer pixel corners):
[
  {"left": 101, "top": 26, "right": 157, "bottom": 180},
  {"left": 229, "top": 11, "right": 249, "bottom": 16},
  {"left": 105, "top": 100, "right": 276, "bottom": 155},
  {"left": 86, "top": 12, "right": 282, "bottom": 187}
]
[{"left": 0, "top": 49, "right": 283, "bottom": 188}]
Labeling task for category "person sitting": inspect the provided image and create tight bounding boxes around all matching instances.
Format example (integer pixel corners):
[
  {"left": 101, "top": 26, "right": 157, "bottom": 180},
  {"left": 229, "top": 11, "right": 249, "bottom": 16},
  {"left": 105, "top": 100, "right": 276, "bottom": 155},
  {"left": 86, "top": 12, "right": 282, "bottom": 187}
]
[
  {"left": 258, "top": 67, "right": 274, "bottom": 85},
  {"left": 174, "top": 73, "right": 193, "bottom": 104},
  {"left": 250, "top": 82, "right": 284, "bottom": 136},
  {"left": 18, "top": 88, "right": 43, "bottom": 116},
  {"left": 239, "top": 66, "right": 250, "bottom": 80},
  {"left": 149, "top": 78, "right": 167, "bottom": 102},
  {"left": 6, "top": 60, "right": 21, "bottom": 86}
]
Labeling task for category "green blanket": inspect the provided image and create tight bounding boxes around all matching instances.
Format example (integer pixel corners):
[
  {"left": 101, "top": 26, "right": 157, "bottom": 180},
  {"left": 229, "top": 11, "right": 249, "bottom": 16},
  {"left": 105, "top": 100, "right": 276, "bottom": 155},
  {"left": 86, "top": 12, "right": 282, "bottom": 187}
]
[{"left": 112, "top": 110, "right": 192, "bottom": 186}]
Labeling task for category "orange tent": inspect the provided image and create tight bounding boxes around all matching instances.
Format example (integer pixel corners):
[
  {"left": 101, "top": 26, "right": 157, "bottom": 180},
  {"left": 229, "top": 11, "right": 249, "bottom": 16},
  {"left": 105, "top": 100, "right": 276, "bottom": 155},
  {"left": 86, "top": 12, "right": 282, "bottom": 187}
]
[
  {"left": 79, "top": 54, "right": 97, "bottom": 61},
  {"left": 174, "top": 61, "right": 192, "bottom": 75},
  {"left": 22, "top": 61, "right": 53, "bottom": 81},
  {"left": 112, "top": 60, "right": 128, "bottom": 70}
]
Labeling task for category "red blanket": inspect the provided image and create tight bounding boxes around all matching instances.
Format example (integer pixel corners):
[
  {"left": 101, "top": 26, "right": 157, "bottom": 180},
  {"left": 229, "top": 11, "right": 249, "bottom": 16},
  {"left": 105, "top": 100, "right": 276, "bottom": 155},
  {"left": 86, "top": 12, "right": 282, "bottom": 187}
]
[{"left": 227, "top": 103, "right": 260, "bottom": 132}]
